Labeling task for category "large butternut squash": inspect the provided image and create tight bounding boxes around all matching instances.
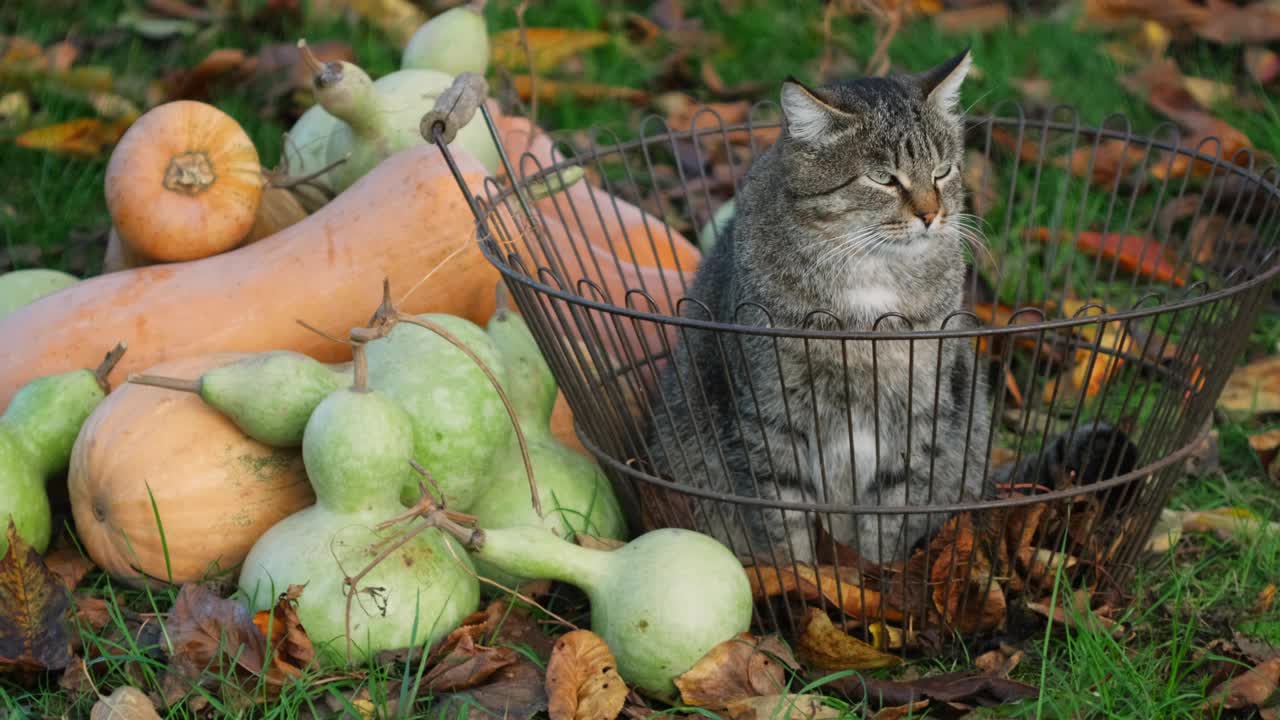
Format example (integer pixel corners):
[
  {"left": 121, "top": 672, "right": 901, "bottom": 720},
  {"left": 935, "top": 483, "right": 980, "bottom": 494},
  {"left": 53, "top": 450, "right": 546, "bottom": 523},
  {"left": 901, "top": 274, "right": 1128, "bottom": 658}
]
[
  {"left": 69, "top": 353, "right": 315, "bottom": 588},
  {"left": 493, "top": 115, "right": 703, "bottom": 274},
  {"left": 0, "top": 145, "right": 497, "bottom": 407}
]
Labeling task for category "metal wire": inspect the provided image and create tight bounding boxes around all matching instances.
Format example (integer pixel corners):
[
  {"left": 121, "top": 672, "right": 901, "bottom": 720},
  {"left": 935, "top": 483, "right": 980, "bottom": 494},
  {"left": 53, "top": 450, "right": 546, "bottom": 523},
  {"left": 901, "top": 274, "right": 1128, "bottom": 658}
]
[{"left": 438, "top": 100, "right": 1280, "bottom": 651}]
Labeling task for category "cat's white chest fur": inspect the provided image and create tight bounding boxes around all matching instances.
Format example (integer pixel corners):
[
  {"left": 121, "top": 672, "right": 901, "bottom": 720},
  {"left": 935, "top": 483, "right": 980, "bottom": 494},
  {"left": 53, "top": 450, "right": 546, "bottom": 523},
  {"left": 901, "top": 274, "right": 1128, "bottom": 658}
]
[{"left": 844, "top": 285, "right": 901, "bottom": 317}]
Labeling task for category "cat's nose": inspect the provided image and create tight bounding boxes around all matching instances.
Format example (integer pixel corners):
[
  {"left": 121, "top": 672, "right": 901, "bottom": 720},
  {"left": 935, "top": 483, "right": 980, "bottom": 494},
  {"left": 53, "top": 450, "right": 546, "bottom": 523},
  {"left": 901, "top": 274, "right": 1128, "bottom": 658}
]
[{"left": 916, "top": 210, "right": 937, "bottom": 226}]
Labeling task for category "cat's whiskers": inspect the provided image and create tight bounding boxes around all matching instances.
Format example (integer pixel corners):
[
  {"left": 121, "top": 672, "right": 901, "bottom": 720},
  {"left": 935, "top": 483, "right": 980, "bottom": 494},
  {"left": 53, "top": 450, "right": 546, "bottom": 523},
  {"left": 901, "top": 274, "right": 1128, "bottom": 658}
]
[{"left": 815, "top": 226, "right": 881, "bottom": 266}]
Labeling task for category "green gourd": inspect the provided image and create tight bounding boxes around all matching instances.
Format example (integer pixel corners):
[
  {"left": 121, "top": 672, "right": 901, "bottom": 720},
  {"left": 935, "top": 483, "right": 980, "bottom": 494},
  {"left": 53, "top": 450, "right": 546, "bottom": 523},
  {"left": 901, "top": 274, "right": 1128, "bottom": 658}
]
[
  {"left": 1, "top": 344, "right": 125, "bottom": 554},
  {"left": 0, "top": 269, "right": 79, "bottom": 318},
  {"left": 364, "top": 314, "right": 510, "bottom": 510},
  {"left": 467, "top": 307, "right": 626, "bottom": 587},
  {"left": 130, "top": 351, "right": 350, "bottom": 447},
  {"left": 296, "top": 42, "right": 499, "bottom": 191},
  {"left": 401, "top": 1, "right": 490, "bottom": 77},
  {"left": 443, "top": 523, "right": 753, "bottom": 702},
  {"left": 237, "top": 345, "right": 479, "bottom": 666}
]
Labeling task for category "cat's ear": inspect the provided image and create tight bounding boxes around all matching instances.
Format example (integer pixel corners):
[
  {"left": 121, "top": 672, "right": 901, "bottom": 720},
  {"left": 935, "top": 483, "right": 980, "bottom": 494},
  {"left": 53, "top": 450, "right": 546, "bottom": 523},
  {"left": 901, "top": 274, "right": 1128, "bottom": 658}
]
[
  {"left": 918, "top": 48, "right": 972, "bottom": 114},
  {"left": 780, "top": 77, "right": 836, "bottom": 144}
]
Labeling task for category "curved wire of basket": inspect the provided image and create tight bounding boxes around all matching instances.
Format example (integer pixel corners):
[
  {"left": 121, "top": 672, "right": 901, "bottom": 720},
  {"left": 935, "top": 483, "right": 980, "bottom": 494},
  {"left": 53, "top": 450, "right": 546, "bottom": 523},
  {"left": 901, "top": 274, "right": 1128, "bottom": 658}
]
[{"left": 439, "top": 99, "right": 1280, "bottom": 648}]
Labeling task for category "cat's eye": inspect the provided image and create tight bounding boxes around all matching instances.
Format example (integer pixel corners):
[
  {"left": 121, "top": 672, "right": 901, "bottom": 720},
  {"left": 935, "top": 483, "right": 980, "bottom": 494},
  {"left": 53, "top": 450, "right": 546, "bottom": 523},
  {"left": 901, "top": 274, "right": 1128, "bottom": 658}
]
[
  {"left": 867, "top": 170, "right": 895, "bottom": 185},
  {"left": 933, "top": 163, "right": 953, "bottom": 180}
]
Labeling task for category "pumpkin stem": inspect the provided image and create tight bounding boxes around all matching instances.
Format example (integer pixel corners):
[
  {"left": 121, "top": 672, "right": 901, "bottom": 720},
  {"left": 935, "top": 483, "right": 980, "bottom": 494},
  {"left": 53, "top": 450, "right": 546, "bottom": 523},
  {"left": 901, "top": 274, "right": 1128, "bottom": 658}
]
[
  {"left": 163, "top": 152, "right": 217, "bottom": 196},
  {"left": 128, "top": 373, "right": 200, "bottom": 395},
  {"left": 93, "top": 342, "right": 128, "bottom": 393}
]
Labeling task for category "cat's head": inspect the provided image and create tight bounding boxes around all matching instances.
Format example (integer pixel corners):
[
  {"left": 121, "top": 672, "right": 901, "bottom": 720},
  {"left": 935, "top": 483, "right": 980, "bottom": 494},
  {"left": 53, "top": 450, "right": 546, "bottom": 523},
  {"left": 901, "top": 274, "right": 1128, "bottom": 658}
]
[{"left": 777, "top": 49, "right": 973, "bottom": 254}]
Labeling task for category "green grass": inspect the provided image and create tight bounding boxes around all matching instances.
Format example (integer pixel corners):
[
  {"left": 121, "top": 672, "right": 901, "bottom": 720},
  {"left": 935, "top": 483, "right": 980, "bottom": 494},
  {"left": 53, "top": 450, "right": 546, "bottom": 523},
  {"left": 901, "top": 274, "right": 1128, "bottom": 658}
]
[{"left": 4, "top": 0, "right": 1280, "bottom": 718}]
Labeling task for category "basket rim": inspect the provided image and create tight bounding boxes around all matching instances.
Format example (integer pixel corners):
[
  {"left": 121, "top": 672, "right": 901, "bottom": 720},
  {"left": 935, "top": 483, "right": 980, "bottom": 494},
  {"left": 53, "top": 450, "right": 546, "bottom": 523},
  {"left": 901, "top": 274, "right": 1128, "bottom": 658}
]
[{"left": 476, "top": 111, "right": 1280, "bottom": 342}]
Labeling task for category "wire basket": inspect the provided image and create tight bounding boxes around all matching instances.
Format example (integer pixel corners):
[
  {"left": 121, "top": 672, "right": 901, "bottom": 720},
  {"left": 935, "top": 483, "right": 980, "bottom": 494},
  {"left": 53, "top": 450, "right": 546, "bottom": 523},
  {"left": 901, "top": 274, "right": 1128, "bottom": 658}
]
[{"left": 432, "top": 94, "right": 1280, "bottom": 653}]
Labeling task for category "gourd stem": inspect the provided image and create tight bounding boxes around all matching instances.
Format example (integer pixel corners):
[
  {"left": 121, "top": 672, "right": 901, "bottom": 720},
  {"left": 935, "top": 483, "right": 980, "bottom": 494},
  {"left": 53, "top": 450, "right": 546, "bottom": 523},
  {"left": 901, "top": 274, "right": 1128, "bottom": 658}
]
[
  {"left": 350, "top": 340, "right": 369, "bottom": 393},
  {"left": 460, "top": 525, "right": 609, "bottom": 593},
  {"left": 127, "top": 373, "right": 200, "bottom": 395},
  {"left": 297, "top": 39, "right": 324, "bottom": 75},
  {"left": 93, "top": 342, "right": 127, "bottom": 393}
]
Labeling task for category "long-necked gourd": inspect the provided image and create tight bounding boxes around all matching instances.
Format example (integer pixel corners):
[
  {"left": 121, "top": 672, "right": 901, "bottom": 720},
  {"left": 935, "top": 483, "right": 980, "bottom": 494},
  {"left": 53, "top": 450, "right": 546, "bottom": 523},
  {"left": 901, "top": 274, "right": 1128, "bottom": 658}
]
[
  {"left": 437, "top": 522, "right": 752, "bottom": 703},
  {"left": 237, "top": 342, "right": 480, "bottom": 666},
  {"left": 1, "top": 343, "right": 124, "bottom": 554},
  {"left": 467, "top": 306, "right": 627, "bottom": 587}
]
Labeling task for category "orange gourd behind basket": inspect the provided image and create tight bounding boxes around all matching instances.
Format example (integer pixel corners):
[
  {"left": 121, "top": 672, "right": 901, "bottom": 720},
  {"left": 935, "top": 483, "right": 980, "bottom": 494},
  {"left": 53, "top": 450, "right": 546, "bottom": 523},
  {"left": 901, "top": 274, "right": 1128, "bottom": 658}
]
[{"left": 105, "top": 100, "right": 265, "bottom": 263}]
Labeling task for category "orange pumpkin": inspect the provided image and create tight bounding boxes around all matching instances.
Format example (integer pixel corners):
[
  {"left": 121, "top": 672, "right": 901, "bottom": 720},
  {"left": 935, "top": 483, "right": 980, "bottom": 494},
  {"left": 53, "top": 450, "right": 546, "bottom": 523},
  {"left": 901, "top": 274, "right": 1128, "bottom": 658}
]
[
  {"left": 105, "top": 100, "right": 264, "bottom": 262},
  {"left": 69, "top": 353, "right": 315, "bottom": 588}
]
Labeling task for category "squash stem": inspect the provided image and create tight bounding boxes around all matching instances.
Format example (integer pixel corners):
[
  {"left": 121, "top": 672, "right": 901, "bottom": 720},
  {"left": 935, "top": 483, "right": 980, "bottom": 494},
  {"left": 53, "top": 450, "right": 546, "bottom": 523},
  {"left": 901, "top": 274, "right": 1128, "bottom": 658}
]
[
  {"left": 93, "top": 342, "right": 128, "bottom": 393},
  {"left": 127, "top": 372, "right": 200, "bottom": 395}
]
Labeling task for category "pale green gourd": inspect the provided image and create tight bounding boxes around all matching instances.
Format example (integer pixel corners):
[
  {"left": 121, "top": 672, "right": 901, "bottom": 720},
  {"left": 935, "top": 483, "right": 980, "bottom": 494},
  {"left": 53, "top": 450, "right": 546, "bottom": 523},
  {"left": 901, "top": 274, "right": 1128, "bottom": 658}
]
[
  {"left": 296, "top": 42, "right": 499, "bottom": 191},
  {"left": 364, "top": 314, "right": 509, "bottom": 510},
  {"left": 467, "top": 307, "right": 626, "bottom": 587},
  {"left": 401, "top": 1, "right": 489, "bottom": 77},
  {"left": 0, "top": 269, "right": 79, "bottom": 318},
  {"left": 237, "top": 346, "right": 479, "bottom": 666},
  {"left": 447, "top": 524, "right": 753, "bottom": 702},
  {"left": 129, "top": 351, "right": 350, "bottom": 447},
  {"left": 0, "top": 344, "right": 124, "bottom": 555}
]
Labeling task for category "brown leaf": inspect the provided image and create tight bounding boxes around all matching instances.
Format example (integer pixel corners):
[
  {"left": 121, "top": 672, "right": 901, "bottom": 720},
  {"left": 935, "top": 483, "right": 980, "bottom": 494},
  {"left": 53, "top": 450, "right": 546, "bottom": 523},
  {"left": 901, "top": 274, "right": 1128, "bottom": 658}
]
[
  {"left": 723, "top": 694, "right": 842, "bottom": 720},
  {"left": 933, "top": 4, "right": 1009, "bottom": 34},
  {"left": 313, "top": 0, "right": 425, "bottom": 46},
  {"left": 251, "top": 584, "right": 316, "bottom": 690},
  {"left": 546, "top": 629, "right": 628, "bottom": 720},
  {"left": 867, "top": 700, "right": 931, "bottom": 720},
  {"left": 91, "top": 685, "right": 162, "bottom": 720},
  {"left": 962, "top": 149, "right": 998, "bottom": 217},
  {"left": 511, "top": 76, "right": 649, "bottom": 106},
  {"left": 794, "top": 608, "right": 900, "bottom": 672},
  {"left": 925, "top": 514, "right": 1006, "bottom": 634},
  {"left": 41, "top": 546, "right": 95, "bottom": 592},
  {"left": 674, "top": 632, "right": 796, "bottom": 709},
  {"left": 161, "top": 582, "right": 268, "bottom": 702},
  {"left": 974, "top": 645, "right": 1024, "bottom": 677},
  {"left": 13, "top": 117, "right": 133, "bottom": 157},
  {"left": 1221, "top": 357, "right": 1280, "bottom": 420},
  {"left": 824, "top": 668, "right": 1038, "bottom": 710},
  {"left": 1203, "top": 657, "right": 1280, "bottom": 713},
  {"left": 1025, "top": 591, "right": 1121, "bottom": 636},
  {"left": 1029, "top": 228, "right": 1187, "bottom": 287},
  {"left": 744, "top": 563, "right": 900, "bottom": 622},
  {"left": 1255, "top": 585, "right": 1277, "bottom": 615},
  {"left": 150, "top": 48, "right": 247, "bottom": 103},
  {"left": 425, "top": 633, "right": 519, "bottom": 693},
  {"left": 1193, "top": 0, "right": 1280, "bottom": 45},
  {"left": 1246, "top": 47, "right": 1280, "bottom": 87},
  {"left": 0, "top": 521, "right": 73, "bottom": 672},
  {"left": 435, "top": 655, "right": 549, "bottom": 720},
  {"left": 491, "top": 28, "right": 611, "bottom": 73}
]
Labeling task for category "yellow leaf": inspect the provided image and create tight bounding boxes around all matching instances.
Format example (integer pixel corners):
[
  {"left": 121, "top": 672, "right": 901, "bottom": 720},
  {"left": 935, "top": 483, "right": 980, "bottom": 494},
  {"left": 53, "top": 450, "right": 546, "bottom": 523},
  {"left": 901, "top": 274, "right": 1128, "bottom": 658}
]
[
  {"left": 511, "top": 76, "right": 648, "bottom": 106},
  {"left": 491, "top": 28, "right": 611, "bottom": 72},
  {"left": 794, "top": 608, "right": 900, "bottom": 671},
  {"left": 14, "top": 117, "right": 132, "bottom": 157},
  {"left": 309, "top": 0, "right": 426, "bottom": 47}
]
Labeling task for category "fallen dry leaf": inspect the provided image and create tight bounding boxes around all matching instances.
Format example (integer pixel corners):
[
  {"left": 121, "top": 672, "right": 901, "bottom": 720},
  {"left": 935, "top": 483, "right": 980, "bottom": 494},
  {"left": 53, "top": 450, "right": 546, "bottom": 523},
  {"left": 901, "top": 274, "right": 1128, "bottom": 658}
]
[
  {"left": 1249, "top": 429, "right": 1280, "bottom": 484},
  {"left": 1030, "top": 228, "right": 1187, "bottom": 287},
  {"left": 546, "top": 629, "right": 628, "bottom": 720},
  {"left": 251, "top": 584, "right": 316, "bottom": 690},
  {"left": 1221, "top": 357, "right": 1280, "bottom": 420},
  {"left": 91, "top": 685, "right": 162, "bottom": 720},
  {"left": 161, "top": 582, "right": 270, "bottom": 702},
  {"left": 42, "top": 545, "right": 95, "bottom": 591},
  {"left": 1178, "top": 507, "right": 1280, "bottom": 541},
  {"left": 868, "top": 700, "right": 931, "bottom": 720},
  {"left": 491, "top": 28, "right": 611, "bottom": 72},
  {"left": 424, "top": 633, "right": 518, "bottom": 694},
  {"left": 674, "top": 632, "right": 796, "bottom": 709},
  {"left": 963, "top": 149, "right": 998, "bottom": 217},
  {"left": 933, "top": 3, "right": 1009, "bottom": 34},
  {"left": 434, "top": 655, "right": 549, "bottom": 720},
  {"left": 744, "top": 563, "right": 900, "bottom": 622},
  {"left": 1203, "top": 657, "right": 1280, "bottom": 714},
  {"left": 1246, "top": 47, "right": 1280, "bottom": 87},
  {"left": 974, "top": 646, "right": 1024, "bottom": 677},
  {"left": 311, "top": 0, "right": 425, "bottom": 46},
  {"left": 149, "top": 48, "right": 247, "bottom": 103},
  {"left": 14, "top": 117, "right": 133, "bottom": 157},
  {"left": 723, "top": 693, "right": 843, "bottom": 720},
  {"left": 825, "top": 667, "right": 1038, "bottom": 710},
  {"left": 1025, "top": 592, "right": 1121, "bottom": 636},
  {"left": 1193, "top": 0, "right": 1280, "bottom": 45},
  {"left": 924, "top": 513, "right": 1007, "bottom": 634},
  {"left": 511, "top": 76, "right": 649, "bottom": 106},
  {"left": 0, "top": 521, "right": 73, "bottom": 672},
  {"left": 1254, "top": 585, "right": 1277, "bottom": 615},
  {"left": 795, "top": 608, "right": 900, "bottom": 672}
]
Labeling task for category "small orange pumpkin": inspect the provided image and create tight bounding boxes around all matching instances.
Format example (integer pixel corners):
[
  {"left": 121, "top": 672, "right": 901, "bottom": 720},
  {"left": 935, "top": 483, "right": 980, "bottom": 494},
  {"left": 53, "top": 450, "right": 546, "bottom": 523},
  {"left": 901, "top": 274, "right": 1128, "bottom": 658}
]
[{"left": 105, "top": 100, "right": 264, "bottom": 262}]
